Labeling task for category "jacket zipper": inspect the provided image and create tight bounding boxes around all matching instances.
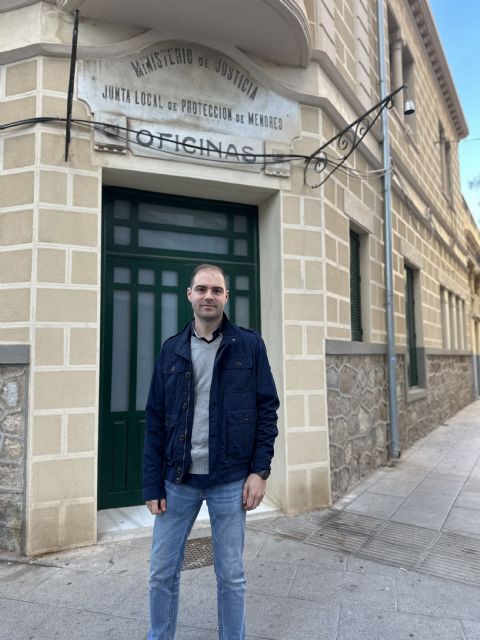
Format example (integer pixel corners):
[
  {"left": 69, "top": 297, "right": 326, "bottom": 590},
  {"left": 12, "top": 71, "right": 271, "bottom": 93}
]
[{"left": 181, "top": 365, "right": 192, "bottom": 474}]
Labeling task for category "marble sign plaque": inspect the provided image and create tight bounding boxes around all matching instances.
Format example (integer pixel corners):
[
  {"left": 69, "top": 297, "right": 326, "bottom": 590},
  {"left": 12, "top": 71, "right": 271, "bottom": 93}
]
[
  {"left": 78, "top": 42, "right": 300, "bottom": 146},
  {"left": 127, "top": 120, "right": 264, "bottom": 172}
]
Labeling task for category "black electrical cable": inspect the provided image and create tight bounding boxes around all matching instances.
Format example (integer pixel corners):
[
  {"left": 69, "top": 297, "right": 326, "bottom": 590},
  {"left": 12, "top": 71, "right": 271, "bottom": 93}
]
[
  {"left": 0, "top": 114, "right": 382, "bottom": 178},
  {"left": 79, "top": 119, "right": 382, "bottom": 178},
  {"left": 0, "top": 115, "right": 304, "bottom": 165},
  {"left": 0, "top": 116, "right": 65, "bottom": 130},
  {"left": 79, "top": 118, "right": 307, "bottom": 165}
]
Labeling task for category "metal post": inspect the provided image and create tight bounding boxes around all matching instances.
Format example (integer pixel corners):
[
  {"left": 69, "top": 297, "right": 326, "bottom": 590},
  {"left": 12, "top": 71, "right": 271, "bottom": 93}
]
[{"left": 376, "top": 0, "right": 401, "bottom": 458}]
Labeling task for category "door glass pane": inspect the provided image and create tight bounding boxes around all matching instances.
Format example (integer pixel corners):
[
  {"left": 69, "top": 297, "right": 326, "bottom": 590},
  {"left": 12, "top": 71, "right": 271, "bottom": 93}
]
[
  {"left": 234, "top": 239, "right": 248, "bottom": 256},
  {"left": 235, "top": 296, "right": 250, "bottom": 327},
  {"left": 136, "top": 292, "right": 155, "bottom": 410},
  {"left": 234, "top": 214, "right": 248, "bottom": 232},
  {"left": 114, "top": 226, "right": 131, "bottom": 246},
  {"left": 139, "top": 269, "right": 155, "bottom": 285},
  {"left": 162, "top": 271, "right": 178, "bottom": 287},
  {"left": 114, "top": 267, "right": 131, "bottom": 284},
  {"left": 224, "top": 274, "right": 231, "bottom": 317},
  {"left": 111, "top": 290, "right": 131, "bottom": 412},
  {"left": 161, "top": 293, "right": 178, "bottom": 344},
  {"left": 139, "top": 229, "right": 228, "bottom": 254},
  {"left": 139, "top": 203, "right": 227, "bottom": 230},
  {"left": 235, "top": 275, "right": 249, "bottom": 290},
  {"left": 114, "top": 200, "right": 131, "bottom": 220}
]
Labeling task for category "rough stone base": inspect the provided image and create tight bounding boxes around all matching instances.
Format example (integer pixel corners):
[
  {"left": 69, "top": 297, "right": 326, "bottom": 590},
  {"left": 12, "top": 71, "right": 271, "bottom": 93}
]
[
  {"left": 0, "top": 366, "right": 26, "bottom": 553},
  {"left": 327, "top": 353, "right": 473, "bottom": 502},
  {"left": 327, "top": 354, "right": 389, "bottom": 501},
  {"left": 397, "top": 355, "right": 472, "bottom": 450}
]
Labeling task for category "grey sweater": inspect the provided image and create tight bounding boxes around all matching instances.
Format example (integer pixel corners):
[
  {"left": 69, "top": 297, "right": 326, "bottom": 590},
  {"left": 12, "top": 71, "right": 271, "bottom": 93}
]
[{"left": 188, "top": 334, "right": 222, "bottom": 474}]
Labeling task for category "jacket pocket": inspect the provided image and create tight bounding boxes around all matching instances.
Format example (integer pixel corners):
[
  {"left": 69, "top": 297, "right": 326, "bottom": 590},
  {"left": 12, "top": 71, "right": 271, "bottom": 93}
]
[
  {"left": 226, "top": 408, "right": 257, "bottom": 460},
  {"left": 162, "top": 360, "right": 184, "bottom": 397},
  {"left": 223, "top": 358, "right": 254, "bottom": 393}
]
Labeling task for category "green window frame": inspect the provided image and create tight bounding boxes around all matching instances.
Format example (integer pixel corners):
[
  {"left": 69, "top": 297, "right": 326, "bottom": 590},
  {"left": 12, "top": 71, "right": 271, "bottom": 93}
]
[
  {"left": 405, "top": 264, "right": 419, "bottom": 387},
  {"left": 350, "top": 229, "right": 363, "bottom": 342}
]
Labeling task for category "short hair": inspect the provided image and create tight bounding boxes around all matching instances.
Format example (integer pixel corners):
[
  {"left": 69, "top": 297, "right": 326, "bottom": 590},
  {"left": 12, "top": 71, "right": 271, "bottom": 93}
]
[{"left": 189, "top": 264, "right": 227, "bottom": 289}]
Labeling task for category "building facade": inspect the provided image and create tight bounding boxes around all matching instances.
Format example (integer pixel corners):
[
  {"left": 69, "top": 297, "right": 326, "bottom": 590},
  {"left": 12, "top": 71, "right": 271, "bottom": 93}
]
[{"left": 1, "top": 0, "right": 479, "bottom": 556}]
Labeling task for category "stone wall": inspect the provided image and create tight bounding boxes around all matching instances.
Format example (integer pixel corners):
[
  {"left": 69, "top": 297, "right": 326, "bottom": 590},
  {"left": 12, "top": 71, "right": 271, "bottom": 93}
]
[
  {"left": 0, "top": 363, "right": 27, "bottom": 553},
  {"left": 397, "top": 354, "right": 473, "bottom": 450},
  {"left": 327, "top": 351, "right": 473, "bottom": 502},
  {"left": 326, "top": 354, "right": 389, "bottom": 501}
]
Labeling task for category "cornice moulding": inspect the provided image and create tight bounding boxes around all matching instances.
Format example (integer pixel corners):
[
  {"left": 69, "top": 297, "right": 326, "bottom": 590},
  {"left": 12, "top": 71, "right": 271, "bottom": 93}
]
[{"left": 407, "top": 0, "right": 468, "bottom": 140}]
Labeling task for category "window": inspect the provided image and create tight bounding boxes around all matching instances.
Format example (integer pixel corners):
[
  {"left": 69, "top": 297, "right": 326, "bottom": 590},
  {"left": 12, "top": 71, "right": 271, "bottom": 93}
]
[
  {"left": 350, "top": 229, "right": 363, "bottom": 341},
  {"left": 440, "top": 286, "right": 450, "bottom": 348},
  {"left": 449, "top": 292, "right": 458, "bottom": 349},
  {"left": 457, "top": 298, "right": 465, "bottom": 350},
  {"left": 475, "top": 320, "right": 480, "bottom": 398},
  {"left": 440, "top": 286, "right": 465, "bottom": 350},
  {"left": 405, "top": 265, "right": 418, "bottom": 386},
  {"left": 439, "top": 123, "right": 453, "bottom": 203}
]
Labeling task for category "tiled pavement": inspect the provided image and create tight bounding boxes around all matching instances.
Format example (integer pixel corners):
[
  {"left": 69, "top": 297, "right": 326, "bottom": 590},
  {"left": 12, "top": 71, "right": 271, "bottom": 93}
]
[{"left": 1, "top": 399, "right": 479, "bottom": 639}]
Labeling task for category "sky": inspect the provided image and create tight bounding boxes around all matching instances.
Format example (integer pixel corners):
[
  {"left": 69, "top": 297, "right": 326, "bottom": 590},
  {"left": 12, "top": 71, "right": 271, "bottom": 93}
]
[{"left": 429, "top": 0, "right": 480, "bottom": 226}]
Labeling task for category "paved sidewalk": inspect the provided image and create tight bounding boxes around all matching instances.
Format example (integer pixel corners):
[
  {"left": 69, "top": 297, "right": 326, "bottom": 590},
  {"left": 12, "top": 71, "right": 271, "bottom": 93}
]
[{"left": 1, "top": 400, "right": 479, "bottom": 639}]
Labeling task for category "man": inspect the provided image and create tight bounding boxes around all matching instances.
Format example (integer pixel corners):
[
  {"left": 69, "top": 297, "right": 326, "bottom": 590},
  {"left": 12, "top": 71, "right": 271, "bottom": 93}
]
[{"left": 143, "top": 263, "right": 279, "bottom": 640}]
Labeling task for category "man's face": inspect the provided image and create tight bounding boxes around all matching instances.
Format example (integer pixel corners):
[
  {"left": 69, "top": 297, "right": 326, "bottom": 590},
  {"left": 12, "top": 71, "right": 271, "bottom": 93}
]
[{"left": 187, "top": 268, "right": 229, "bottom": 324}]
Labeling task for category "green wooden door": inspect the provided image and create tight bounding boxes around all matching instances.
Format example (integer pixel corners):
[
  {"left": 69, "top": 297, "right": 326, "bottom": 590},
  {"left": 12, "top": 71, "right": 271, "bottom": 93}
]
[{"left": 99, "top": 187, "right": 259, "bottom": 509}]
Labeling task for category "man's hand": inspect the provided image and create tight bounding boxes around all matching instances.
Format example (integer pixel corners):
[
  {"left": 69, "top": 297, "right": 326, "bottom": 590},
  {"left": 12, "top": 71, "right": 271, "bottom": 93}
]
[
  {"left": 146, "top": 499, "right": 167, "bottom": 515},
  {"left": 242, "top": 474, "right": 266, "bottom": 511}
]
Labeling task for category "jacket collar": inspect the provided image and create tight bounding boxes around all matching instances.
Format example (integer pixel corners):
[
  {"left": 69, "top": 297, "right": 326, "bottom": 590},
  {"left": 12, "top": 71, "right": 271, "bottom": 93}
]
[
  {"left": 191, "top": 317, "right": 224, "bottom": 343},
  {"left": 174, "top": 314, "right": 238, "bottom": 359}
]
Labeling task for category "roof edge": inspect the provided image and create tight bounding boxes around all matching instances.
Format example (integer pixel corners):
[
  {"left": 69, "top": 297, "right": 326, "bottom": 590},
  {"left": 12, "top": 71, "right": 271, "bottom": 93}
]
[{"left": 408, "top": 0, "right": 468, "bottom": 139}]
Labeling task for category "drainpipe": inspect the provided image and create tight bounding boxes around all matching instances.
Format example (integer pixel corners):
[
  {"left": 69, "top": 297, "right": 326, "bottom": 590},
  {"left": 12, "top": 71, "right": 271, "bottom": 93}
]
[{"left": 376, "top": 0, "right": 401, "bottom": 458}]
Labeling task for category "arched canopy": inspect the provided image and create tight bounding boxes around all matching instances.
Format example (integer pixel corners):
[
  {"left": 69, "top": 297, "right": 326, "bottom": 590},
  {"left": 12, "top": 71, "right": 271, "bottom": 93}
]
[{"left": 58, "top": 0, "right": 312, "bottom": 67}]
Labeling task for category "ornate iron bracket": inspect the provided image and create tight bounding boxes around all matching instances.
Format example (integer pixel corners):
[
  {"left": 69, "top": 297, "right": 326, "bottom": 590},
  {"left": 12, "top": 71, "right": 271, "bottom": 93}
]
[{"left": 304, "top": 84, "right": 407, "bottom": 189}]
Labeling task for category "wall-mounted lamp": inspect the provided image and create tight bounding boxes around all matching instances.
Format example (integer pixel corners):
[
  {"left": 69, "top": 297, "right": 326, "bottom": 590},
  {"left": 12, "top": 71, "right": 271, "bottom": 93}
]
[
  {"left": 403, "top": 84, "right": 416, "bottom": 115},
  {"left": 404, "top": 98, "right": 416, "bottom": 115}
]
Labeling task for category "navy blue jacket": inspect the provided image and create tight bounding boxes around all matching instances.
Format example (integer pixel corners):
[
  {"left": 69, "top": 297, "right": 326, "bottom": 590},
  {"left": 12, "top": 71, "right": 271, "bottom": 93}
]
[{"left": 143, "top": 316, "right": 279, "bottom": 501}]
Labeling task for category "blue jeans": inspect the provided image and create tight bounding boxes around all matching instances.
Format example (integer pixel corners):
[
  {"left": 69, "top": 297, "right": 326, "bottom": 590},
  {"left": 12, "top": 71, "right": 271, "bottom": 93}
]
[{"left": 148, "top": 479, "right": 247, "bottom": 640}]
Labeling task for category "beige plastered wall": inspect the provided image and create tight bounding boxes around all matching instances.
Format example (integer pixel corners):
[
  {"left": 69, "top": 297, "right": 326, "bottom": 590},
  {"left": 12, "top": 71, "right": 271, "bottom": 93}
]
[
  {"left": 2, "top": 0, "right": 480, "bottom": 553},
  {"left": 385, "top": 0, "right": 471, "bottom": 351},
  {"left": 0, "top": 49, "right": 340, "bottom": 555},
  {"left": 310, "top": 0, "right": 475, "bottom": 353},
  {"left": 272, "top": 103, "right": 335, "bottom": 514},
  {"left": 0, "top": 0, "right": 372, "bottom": 556},
  {"left": 1, "top": 52, "right": 102, "bottom": 555}
]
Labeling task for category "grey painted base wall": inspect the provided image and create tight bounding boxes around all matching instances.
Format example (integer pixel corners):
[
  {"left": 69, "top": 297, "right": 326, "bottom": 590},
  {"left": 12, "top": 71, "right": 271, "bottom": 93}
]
[
  {"left": 327, "top": 352, "right": 473, "bottom": 502},
  {"left": 0, "top": 365, "right": 27, "bottom": 553}
]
